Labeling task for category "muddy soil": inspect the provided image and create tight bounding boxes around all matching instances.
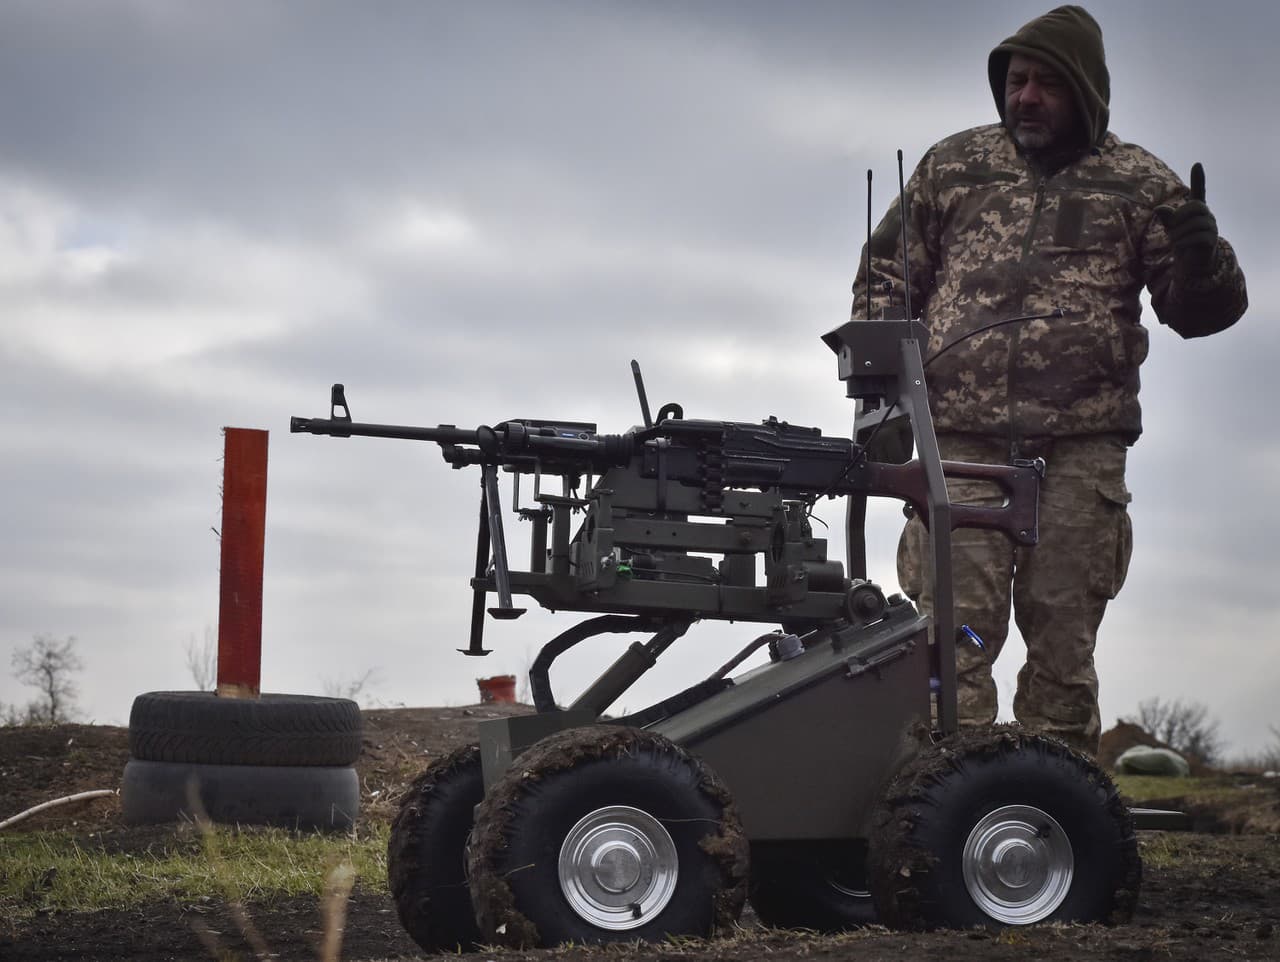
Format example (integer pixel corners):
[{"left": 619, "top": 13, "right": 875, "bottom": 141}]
[{"left": 2, "top": 708, "right": 1278, "bottom": 962}]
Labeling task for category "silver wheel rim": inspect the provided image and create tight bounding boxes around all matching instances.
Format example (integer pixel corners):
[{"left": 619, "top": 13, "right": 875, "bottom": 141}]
[
  {"left": 826, "top": 876, "right": 872, "bottom": 899},
  {"left": 825, "top": 866, "right": 871, "bottom": 900},
  {"left": 558, "top": 805, "right": 679, "bottom": 930},
  {"left": 961, "top": 804, "right": 1073, "bottom": 924},
  {"left": 822, "top": 843, "right": 870, "bottom": 900}
]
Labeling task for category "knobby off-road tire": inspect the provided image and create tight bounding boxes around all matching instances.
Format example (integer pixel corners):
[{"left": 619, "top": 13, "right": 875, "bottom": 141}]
[
  {"left": 466, "top": 726, "right": 749, "bottom": 949},
  {"left": 868, "top": 726, "right": 1141, "bottom": 930},
  {"left": 129, "top": 691, "right": 362, "bottom": 767},
  {"left": 749, "top": 839, "right": 876, "bottom": 931},
  {"left": 121, "top": 758, "right": 359, "bottom": 830},
  {"left": 386, "top": 744, "right": 485, "bottom": 954}
]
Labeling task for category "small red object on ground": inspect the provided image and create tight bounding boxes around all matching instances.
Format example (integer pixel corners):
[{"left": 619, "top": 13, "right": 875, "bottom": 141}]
[{"left": 477, "top": 675, "right": 517, "bottom": 704}]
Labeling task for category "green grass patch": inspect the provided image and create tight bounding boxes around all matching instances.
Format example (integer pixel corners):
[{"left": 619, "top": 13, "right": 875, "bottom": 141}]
[
  {"left": 1117, "top": 773, "right": 1280, "bottom": 835},
  {"left": 1113, "top": 774, "right": 1234, "bottom": 804},
  {"left": 1116, "top": 772, "right": 1277, "bottom": 807},
  {"left": 0, "top": 822, "right": 390, "bottom": 921},
  {"left": 1136, "top": 831, "right": 1189, "bottom": 870}
]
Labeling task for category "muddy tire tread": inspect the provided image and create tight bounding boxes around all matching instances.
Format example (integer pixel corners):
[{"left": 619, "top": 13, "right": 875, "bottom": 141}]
[
  {"left": 868, "top": 726, "right": 1141, "bottom": 931},
  {"left": 385, "top": 743, "right": 486, "bottom": 954},
  {"left": 466, "top": 725, "right": 749, "bottom": 949}
]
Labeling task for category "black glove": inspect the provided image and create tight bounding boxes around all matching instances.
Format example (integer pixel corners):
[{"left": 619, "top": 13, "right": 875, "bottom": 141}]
[{"left": 1154, "top": 163, "right": 1218, "bottom": 275}]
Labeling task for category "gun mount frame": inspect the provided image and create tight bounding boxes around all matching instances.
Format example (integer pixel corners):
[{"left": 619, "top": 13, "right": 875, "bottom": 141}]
[{"left": 292, "top": 320, "right": 1042, "bottom": 738}]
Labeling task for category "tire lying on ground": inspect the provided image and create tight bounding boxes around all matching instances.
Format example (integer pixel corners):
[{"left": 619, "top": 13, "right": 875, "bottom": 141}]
[
  {"left": 122, "top": 691, "right": 363, "bottom": 831},
  {"left": 868, "top": 726, "right": 1141, "bottom": 930},
  {"left": 121, "top": 758, "right": 359, "bottom": 830},
  {"left": 386, "top": 744, "right": 486, "bottom": 954},
  {"left": 749, "top": 839, "right": 876, "bottom": 930},
  {"left": 128, "top": 691, "right": 363, "bottom": 767},
  {"left": 467, "top": 726, "right": 749, "bottom": 949}
]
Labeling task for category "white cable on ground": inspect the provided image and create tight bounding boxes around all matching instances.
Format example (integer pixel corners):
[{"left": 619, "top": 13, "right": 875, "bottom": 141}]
[{"left": 0, "top": 789, "right": 118, "bottom": 831}]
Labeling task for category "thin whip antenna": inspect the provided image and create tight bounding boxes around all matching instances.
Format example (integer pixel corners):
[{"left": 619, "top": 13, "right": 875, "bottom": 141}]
[
  {"left": 865, "top": 169, "right": 873, "bottom": 321},
  {"left": 896, "top": 149, "right": 913, "bottom": 323}
]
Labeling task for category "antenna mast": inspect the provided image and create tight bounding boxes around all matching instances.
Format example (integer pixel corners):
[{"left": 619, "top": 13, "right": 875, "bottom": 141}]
[
  {"left": 896, "top": 149, "right": 913, "bottom": 322},
  {"left": 865, "top": 169, "right": 873, "bottom": 321}
]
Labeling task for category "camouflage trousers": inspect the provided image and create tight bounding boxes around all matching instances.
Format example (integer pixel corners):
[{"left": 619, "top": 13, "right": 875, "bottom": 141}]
[{"left": 897, "top": 433, "right": 1133, "bottom": 755}]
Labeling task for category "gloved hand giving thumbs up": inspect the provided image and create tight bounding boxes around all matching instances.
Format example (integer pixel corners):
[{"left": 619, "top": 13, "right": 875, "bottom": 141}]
[{"left": 1155, "top": 163, "right": 1218, "bottom": 275}]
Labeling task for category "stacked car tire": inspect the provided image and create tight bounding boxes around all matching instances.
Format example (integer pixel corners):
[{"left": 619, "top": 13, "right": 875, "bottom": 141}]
[{"left": 122, "top": 691, "right": 362, "bottom": 831}]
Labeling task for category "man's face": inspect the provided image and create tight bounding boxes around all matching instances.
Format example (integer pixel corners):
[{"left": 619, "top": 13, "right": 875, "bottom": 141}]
[{"left": 1004, "top": 52, "right": 1078, "bottom": 151}]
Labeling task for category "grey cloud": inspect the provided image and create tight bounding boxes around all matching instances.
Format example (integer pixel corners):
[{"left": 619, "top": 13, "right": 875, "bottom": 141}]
[{"left": 2, "top": 0, "right": 1277, "bottom": 749}]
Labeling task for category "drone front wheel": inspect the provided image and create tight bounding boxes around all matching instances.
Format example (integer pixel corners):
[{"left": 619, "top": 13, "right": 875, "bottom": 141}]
[{"left": 467, "top": 726, "right": 748, "bottom": 948}]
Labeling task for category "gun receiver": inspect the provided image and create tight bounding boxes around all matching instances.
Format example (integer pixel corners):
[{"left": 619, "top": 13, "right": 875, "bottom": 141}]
[
  {"left": 290, "top": 321, "right": 1042, "bottom": 733},
  {"left": 292, "top": 390, "right": 1038, "bottom": 542}
]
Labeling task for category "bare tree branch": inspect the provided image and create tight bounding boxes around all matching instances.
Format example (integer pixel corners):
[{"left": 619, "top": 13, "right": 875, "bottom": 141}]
[
  {"left": 1129, "top": 696, "right": 1224, "bottom": 766},
  {"left": 185, "top": 625, "right": 217, "bottom": 691},
  {"left": 322, "top": 668, "right": 379, "bottom": 704},
  {"left": 10, "top": 634, "right": 83, "bottom": 725}
]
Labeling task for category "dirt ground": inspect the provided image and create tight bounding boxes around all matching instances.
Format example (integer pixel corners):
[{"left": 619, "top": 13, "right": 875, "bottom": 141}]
[{"left": 2, "top": 706, "right": 1278, "bottom": 962}]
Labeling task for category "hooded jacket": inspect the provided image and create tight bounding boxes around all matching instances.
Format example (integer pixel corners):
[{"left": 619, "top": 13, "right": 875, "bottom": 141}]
[{"left": 853, "top": 5, "right": 1247, "bottom": 447}]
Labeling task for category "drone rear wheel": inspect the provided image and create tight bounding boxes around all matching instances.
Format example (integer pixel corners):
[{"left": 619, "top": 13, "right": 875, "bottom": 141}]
[
  {"left": 386, "top": 744, "right": 486, "bottom": 953},
  {"left": 750, "top": 840, "right": 877, "bottom": 931},
  {"left": 868, "top": 728, "right": 1141, "bottom": 930}
]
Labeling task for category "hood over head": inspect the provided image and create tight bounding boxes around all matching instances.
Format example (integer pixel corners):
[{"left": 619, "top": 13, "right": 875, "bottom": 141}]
[{"left": 988, "top": 5, "right": 1110, "bottom": 148}]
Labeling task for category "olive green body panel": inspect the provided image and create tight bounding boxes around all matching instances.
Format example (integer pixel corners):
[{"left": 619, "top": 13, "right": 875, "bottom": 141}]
[
  {"left": 478, "top": 709, "right": 596, "bottom": 790},
  {"left": 651, "top": 604, "right": 930, "bottom": 841},
  {"left": 477, "top": 601, "right": 930, "bottom": 842}
]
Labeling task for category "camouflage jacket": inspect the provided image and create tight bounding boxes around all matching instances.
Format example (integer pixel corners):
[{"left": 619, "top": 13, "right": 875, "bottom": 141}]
[{"left": 853, "top": 124, "right": 1248, "bottom": 446}]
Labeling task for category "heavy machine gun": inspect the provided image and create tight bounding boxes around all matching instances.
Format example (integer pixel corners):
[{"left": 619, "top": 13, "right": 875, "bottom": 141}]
[{"left": 291, "top": 319, "right": 1043, "bottom": 734}]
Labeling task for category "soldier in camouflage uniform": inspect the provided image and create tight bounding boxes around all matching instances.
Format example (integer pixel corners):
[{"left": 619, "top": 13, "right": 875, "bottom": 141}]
[{"left": 855, "top": 5, "right": 1248, "bottom": 753}]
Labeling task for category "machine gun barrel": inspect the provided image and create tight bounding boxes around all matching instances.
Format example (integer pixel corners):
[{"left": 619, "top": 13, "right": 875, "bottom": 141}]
[
  {"left": 290, "top": 415, "right": 478, "bottom": 445},
  {"left": 289, "top": 383, "right": 635, "bottom": 470},
  {"left": 289, "top": 415, "right": 634, "bottom": 468}
]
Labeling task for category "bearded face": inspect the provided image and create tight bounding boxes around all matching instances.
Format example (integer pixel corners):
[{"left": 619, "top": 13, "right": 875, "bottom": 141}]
[{"left": 1004, "top": 52, "right": 1079, "bottom": 152}]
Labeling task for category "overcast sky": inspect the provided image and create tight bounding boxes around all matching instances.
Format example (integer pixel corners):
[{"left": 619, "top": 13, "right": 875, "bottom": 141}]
[{"left": 2, "top": 0, "right": 1276, "bottom": 756}]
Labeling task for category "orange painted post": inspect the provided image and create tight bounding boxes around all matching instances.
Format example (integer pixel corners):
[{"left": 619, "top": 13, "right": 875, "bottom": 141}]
[{"left": 216, "top": 428, "right": 269, "bottom": 699}]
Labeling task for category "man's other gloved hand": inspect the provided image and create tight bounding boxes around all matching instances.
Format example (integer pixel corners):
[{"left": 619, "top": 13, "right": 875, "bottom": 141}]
[{"left": 1155, "top": 163, "right": 1218, "bottom": 275}]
